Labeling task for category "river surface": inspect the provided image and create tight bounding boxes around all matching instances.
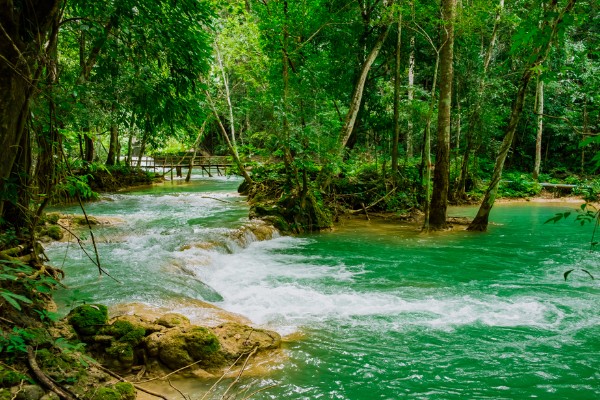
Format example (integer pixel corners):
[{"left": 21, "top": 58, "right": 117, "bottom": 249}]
[{"left": 46, "top": 177, "right": 600, "bottom": 399}]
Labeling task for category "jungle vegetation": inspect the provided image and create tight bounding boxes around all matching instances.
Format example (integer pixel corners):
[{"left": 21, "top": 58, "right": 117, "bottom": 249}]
[{"left": 0, "top": 0, "right": 599, "bottom": 240}]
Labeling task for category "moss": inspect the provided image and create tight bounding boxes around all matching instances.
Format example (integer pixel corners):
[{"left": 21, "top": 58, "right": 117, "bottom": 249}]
[
  {"left": 45, "top": 225, "right": 63, "bottom": 240},
  {"left": 0, "top": 365, "right": 30, "bottom": 387},
  {"left": 45, "top": 213, "right": 60, "bottom": 225},
  {"left": 0, "top": 389, "right": 11, "bottom": 400},
  {"left": 106, "top": 342, "right": 134, "bottom": 363},
  {"left": 68, "top": 304, "right": 108, "bottom": 336},
  {"left": 155, "top": 313, "right": 190, "bottom": 328},
  {"left": 185, "top": 327, "right": 220, "bottom": 360},
  {"left": 101, "top": 320, "right": 145, "bottom": 347},
  {"left": 72, "top": 216, "right": 99, "bottom": 226},
  {"left": 91, "top": 387, "right": 121, "bottom": 400},
  {"left": 114, "top": 382, "right": 136, "bottom": 400}
]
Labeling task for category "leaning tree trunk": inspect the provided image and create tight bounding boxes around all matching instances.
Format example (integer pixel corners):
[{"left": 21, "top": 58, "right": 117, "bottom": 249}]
[
  {"left": 0, "top": 0, "right": 61, "bottom": 225},
  {"left": 429, "top": 0, "right": 456, "bottom": 230},
  {"left": 454, "top": 0, "right": 504, "bottom": 201},
  {"left": 338, "top": 26, "right": 390, "bottom": 152},
  {"left": 467, "top": 0, "right": 576, "bottom": 232}
]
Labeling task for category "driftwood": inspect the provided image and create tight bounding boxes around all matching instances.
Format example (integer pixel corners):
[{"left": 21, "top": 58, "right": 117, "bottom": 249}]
[{"left": 27, "top": 347, "right": 77, "bottom": 400}]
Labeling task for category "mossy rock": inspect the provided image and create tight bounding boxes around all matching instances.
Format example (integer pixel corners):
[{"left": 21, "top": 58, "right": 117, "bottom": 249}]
[
  {"left": 43, "top": 225, "right": 63, "bottom": 240},
  {"left": 114, "top": 382, "right": 136, "bottom": 400},
  {"left": 34, "top": 349, "right": 83, "bottom": 384},
  {"left": 106, "top": 342, "right": 134, "bottom": 361},
  {"left": 101, "top": 320, "right": 146, "bottom": 346},
  {"left": 68, "top": 304, "right": 108, "bottom": 336},
  {"left": 40, "top": 213, "right": 60, "bottom": 225},
  {"left": 211, "top": 323, "right": 281, "bottom": 360},
  {"left": 91, "top": 387, "right": 121, "bottom": 400},
  {"left": 72, "top": 216, "right": 99, "bottom": 226},
  {"left": 149, "top": 326, "right": 220, "bottom": 370},
  {"left": 155, "top": 313, "right": 190, "bottom": 328},
  {"left": 14, "top": 385, "right": 45, "bottom": 400}
]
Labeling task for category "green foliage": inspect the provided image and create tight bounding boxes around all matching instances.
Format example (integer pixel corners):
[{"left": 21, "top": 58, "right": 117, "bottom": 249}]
[
  {"left": 0, "top": 229, "right": 18, "bottom": 251},
  {"left": 498, "top": 173, "right": 542, "bottom": 198},
  {"left": 55, "top": 175, "right": 98, "bottom": 201},
  {"left": 0, "top": 328, "right": 34, "bottom": 354},
  {"left": 0, "top": 364, "right": 31, "bottom": 387}
]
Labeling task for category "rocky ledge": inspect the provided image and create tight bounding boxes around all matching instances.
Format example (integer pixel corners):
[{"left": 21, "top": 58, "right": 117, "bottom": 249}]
[{"left": 66, "top": 305, "right": 281, "bottom": 379}]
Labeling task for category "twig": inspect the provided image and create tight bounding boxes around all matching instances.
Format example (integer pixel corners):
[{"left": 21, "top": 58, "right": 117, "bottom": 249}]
[
  {"left": 168, "top": 378, "right": 189, "bottom": 400},
  {"left": 220, "top": 347, "right": 258, "bottom": 399},
  {"left": 201, "top": 196, "right": 232, "bottom": 204},
  {"left": 27, "top": 347, "right": 77, "bottom": 400},
  {"left": 93, "top": 363, "right": 169, "bottom": 400},
  {"left": 136, "top": 359, "right": 205, "bottom": 383},
  {"left": 56, "top": 222, "right": 120, "bottom": 283},
  {"left": 240, "top": 384, "right": 278, "bottom": 400},
  {"left": 200, "top": 353, "right": 248, "bottom": 400},
  {"left": 361, "top": 203, "right": 370, "bottom": 221}
]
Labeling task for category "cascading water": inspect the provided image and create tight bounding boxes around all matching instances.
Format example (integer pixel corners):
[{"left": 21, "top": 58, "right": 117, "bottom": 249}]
[{"left": 46, "top": 177, "right": 600, "bottom": 399}]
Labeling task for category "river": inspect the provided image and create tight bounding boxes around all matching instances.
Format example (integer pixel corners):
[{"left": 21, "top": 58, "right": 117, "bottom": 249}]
[{"left": 46, "top": 177, "right": 600, "bottom": 399}]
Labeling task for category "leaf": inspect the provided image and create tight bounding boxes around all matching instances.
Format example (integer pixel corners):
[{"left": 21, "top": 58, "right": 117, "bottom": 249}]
[
  {"left": 581, "top": 269, "right": 595, "bottom": 280},
  {"left": 563, "top": 269, "right": 574, "bottom": 281},
  {"left": 1, "top": 292, "right": 21, "bottom": 310},
  {"left": 0, "top": 291, "right": 31, "bottom": 310},
  {"left": 544, "top": 213, "right": 563, "bottom": 224}
]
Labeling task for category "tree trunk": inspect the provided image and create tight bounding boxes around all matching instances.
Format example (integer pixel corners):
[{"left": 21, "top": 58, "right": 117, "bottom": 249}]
[
  {"left": 204, "top": 91, "right": 253, "bottom": 185},
  {"left": 532, "top": 78, "right": 544, "bottom": 180},
  {"left": 407, "top": 35, "right": 415, "bottom": 159},
  {"left": 421, "top": 55, "right": 440, "bottom": 231},
  {"left": 454, "top": 0, "right": 504, "bottom": 201},
  {"left": 0, "top": 0, "right": 61, "bottom": 224},
  {"left": 429, "top": 0, "right": 456, "bottom": 230},
  {"left": 106, "top": 108, "right": 119, "bottom": 166},
  {"left": 391, "top": 15, "right": 402, "bottom": 179},
  {"left": 338, "top": 26, "right": 390, "bottom": 152},
  {"left": 468, "top": 0, "right": 577, "bottom": 232}
]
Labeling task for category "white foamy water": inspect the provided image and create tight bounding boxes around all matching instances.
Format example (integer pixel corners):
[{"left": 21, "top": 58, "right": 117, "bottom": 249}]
[{"left": 172, "top": 236, "right": 574, "bottom": 336}]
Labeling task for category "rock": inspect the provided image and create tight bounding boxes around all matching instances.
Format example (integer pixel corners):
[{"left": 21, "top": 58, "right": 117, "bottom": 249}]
[
  {"left": 211, "top": 323, "right": 281, "bottom": 360},
  {"left": 110, "top": 315, "right": 164, "bottom": 335},
  {"left": 145, "top": 326, "right": 221, "bottom": 370},
  {"left": 40, "top": 393, "right": 60, "bottom": 400},
  {"left": 14, "top": 385, "right": 44, "bottom": 400},
  {"left": 155, "top": 313, "right": 190, "bottom": 328},
  {"left": 68, "top": 304, "right": 108, "bottom": 336}
]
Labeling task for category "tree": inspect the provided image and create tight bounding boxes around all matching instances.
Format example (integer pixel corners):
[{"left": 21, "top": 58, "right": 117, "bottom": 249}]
[
  {"left": 0, "top": 0, "right": 61, "bottom": 229},
  {"left": 468, "top": 0, "right": 578, "bottom": 232},
  {"left": 428, "top": 0, "right": 456, "bottom": 230}
]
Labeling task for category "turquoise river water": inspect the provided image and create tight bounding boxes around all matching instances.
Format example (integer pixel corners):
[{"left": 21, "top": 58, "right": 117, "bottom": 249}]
[{"left": 46, "top": 176, "right": 600, "bottom": 399}]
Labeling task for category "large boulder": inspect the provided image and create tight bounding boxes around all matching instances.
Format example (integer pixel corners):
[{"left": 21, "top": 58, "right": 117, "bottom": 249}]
[
  {"left": 145, "top": 326, "right": 221, "bottom": 370},
  {"left": 212, "top": 323, "right": 281, "bottom": 360}
]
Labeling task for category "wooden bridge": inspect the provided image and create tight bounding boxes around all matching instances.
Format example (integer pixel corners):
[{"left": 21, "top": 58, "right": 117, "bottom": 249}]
[{"left": 129, "top": 155, "right": 249, "bottom": 178}]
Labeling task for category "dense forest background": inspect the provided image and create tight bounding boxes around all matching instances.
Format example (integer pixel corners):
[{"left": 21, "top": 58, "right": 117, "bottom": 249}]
[{"left": 1, "top": 0, "right": 599, "bottom": 239}]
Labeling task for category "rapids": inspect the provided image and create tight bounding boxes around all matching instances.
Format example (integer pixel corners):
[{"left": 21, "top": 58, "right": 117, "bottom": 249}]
[{"left": 46, "top": 176, "right": 600, "bottom": 399}]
